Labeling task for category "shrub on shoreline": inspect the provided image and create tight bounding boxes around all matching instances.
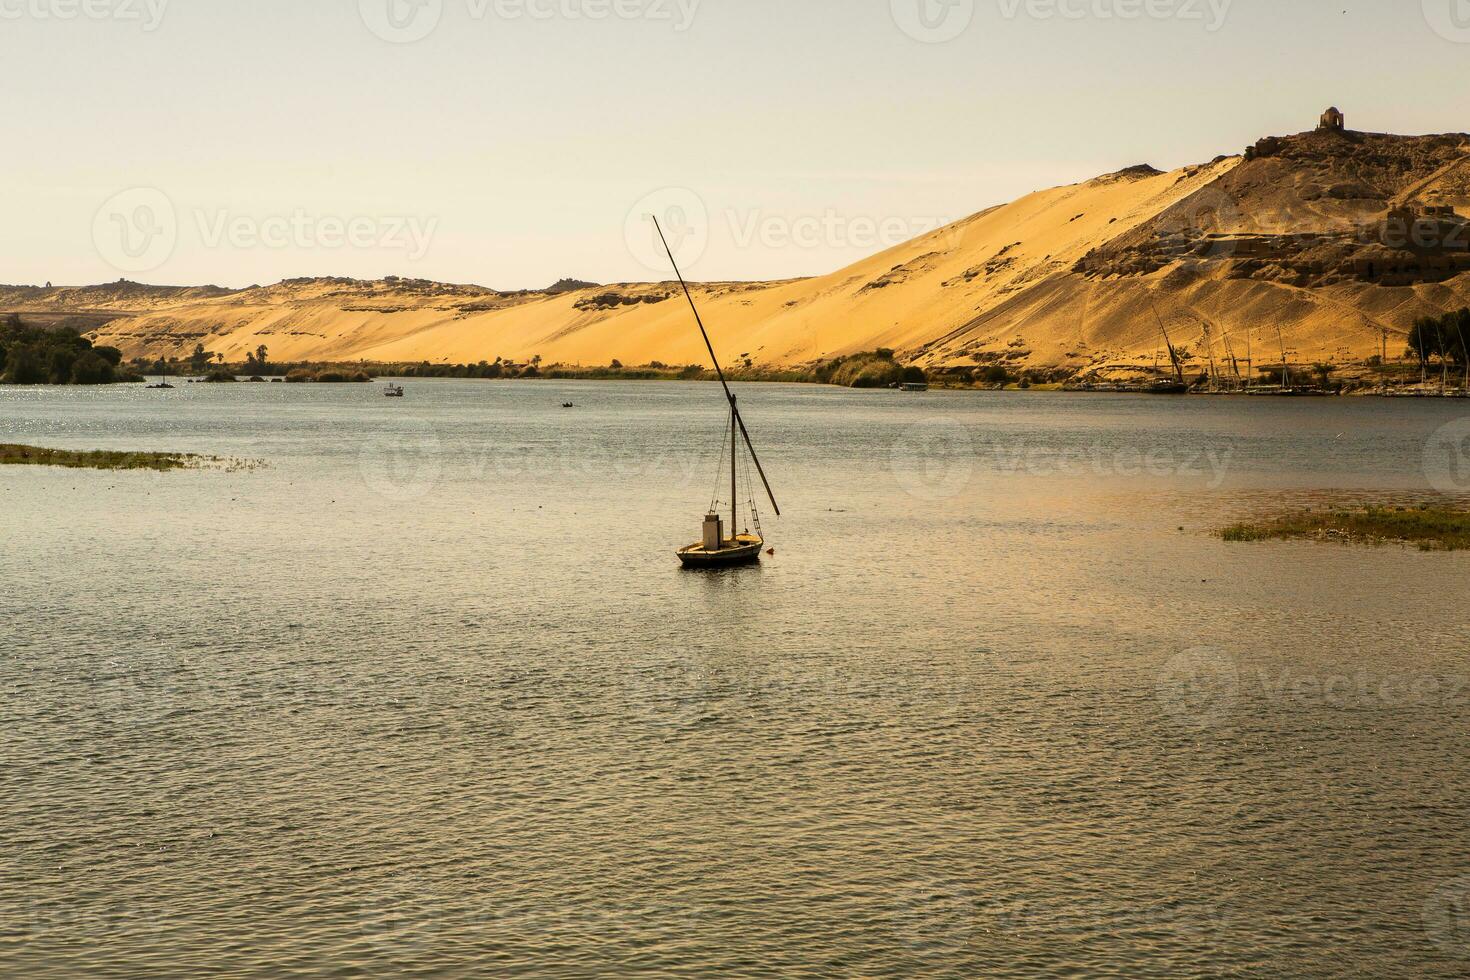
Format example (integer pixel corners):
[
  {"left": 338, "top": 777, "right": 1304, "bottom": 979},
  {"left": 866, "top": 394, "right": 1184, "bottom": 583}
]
[{"left": 815, "top": 350, "right": 921, "bottom": 388}]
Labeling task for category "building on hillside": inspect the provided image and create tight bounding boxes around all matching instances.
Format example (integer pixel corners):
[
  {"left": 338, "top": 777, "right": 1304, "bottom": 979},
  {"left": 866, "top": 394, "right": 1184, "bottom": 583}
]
[{"left": 1318, "top": 107, "right": 1345, "bottom": 133}]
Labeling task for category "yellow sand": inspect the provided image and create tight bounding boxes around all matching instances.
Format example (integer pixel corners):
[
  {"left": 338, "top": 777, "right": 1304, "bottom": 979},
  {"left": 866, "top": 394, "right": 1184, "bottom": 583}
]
[{"left": 14, "top": 141, "right": 1470, "bottom": 374}]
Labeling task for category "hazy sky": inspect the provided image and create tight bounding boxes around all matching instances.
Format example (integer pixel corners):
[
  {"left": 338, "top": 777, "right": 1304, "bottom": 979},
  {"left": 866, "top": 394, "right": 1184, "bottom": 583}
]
[{"left": 5, "top": 0, "right": 1469, "bottom": 289}]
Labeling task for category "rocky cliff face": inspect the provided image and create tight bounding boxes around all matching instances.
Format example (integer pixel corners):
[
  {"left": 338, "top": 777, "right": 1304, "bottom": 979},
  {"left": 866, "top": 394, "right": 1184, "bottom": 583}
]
[{"left": 1076, "top": 130, "right": 1470, "bottom": 289}]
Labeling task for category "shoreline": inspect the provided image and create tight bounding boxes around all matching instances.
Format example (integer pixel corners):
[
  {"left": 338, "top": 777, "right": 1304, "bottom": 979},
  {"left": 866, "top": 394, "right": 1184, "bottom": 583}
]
[
  {"left": 102, "top": 371, "right": 1470, "bottom": 399},
  {"left": 92, "top": 347, "right": 1470, "bottom": 399}
]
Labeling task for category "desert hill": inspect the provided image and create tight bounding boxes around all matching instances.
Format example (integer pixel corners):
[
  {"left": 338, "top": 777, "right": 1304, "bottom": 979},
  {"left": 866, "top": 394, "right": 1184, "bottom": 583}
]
[{"left": 7, "top": 114, "right": 1469, "bottom": 378}]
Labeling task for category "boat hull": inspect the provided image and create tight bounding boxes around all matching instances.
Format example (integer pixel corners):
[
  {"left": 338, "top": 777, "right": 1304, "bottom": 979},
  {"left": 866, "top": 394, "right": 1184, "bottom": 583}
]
[{"left": 677, "top": 536, "right": 764, "bottom": 568}]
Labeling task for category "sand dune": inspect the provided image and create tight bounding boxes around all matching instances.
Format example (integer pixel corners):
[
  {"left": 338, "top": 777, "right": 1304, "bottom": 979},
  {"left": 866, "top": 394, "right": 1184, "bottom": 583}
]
[{"left": 7, "top": 121, "right": 1469, "bottom": 377}]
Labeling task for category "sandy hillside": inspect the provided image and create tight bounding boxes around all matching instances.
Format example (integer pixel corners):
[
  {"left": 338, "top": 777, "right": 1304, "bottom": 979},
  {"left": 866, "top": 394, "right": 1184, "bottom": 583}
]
[{"left": 7, "top": 119, "right": 1469, "bottom": 377}]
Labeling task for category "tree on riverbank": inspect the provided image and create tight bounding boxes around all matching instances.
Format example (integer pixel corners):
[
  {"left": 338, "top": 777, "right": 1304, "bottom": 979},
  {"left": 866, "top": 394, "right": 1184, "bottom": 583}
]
[
  {"left": 242, "top": 345, "right": 271, "bottom": 375},
  {"left": 189, "top": 343, "right": 212, "bottom": 373},
  {"left": 1407, "top": 308, "right": 1470, "bottom": 366},
  {"left": 0, "top": 316, "right": 131, "bottom": 385}
]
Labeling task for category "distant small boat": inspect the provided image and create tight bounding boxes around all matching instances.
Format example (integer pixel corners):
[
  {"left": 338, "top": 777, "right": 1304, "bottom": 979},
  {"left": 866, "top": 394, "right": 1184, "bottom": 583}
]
[
  {"left": 562, "top": 402, "right": 575, "bottom": 409},
  {"left": 146, "top": 382, "right": 175, "bottom": 390},
  {"left": 384, "top": 383, "right": 405, "bottom": 398},
  {"left": 900, "top": 382, "right": 929, "bottom": 392}
]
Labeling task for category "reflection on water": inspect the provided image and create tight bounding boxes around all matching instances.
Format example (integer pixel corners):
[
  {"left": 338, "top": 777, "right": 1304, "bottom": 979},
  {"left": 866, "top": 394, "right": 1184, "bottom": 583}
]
[{"left": 3, "top": 381, "right": 1470, "bottom": 977}]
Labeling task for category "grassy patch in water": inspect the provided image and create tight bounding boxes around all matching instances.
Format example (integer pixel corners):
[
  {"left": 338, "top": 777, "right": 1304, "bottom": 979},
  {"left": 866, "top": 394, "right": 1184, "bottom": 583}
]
[
  {"left": 1220, "top": 505, "right": 1470, "bottom": 552},
  {"left": 0, "top": 444, "right": 254, "bottom": 472}
]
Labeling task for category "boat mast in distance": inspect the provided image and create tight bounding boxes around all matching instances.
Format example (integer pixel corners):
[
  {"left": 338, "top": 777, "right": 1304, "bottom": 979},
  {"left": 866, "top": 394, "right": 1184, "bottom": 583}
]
[{"left": 651, "top": 215, "right": 780, "bottom": 518}]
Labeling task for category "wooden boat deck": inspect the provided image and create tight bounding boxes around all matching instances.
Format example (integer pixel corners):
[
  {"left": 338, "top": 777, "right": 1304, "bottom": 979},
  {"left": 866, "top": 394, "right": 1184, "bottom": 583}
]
[{"left": 677, "top": 535, "right": 764, "bottom": 567}]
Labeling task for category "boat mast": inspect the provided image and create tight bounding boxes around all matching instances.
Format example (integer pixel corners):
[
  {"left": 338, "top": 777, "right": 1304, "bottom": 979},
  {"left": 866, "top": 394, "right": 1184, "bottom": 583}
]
[
  {"left": 1458, "top": 320, "right": 1469, "bottom": 393},
  {"left": 1219, "top": 324, "right": 1242, "bottom": 390},
  {"left": 1246, "top": 328, "right": 1254, "bottom": 389},
  {"left": 1419, "top": 324, "right": 1428, "bottom": 387},
  {"left": 1149, "top": 299, "right": 1185, "bottom": 385},
  {"left": 1275, "top": 324, "right": 1290, "bottom": 389},
  {"left": 1434, "top": 317, "right": 1448, "bottom": 395},
  {"left": 652, "top": 215, "right": 780, "bottom": 516},
  {"left": 1202, "top": 321, "right": 1219, "bottom": 390},
  {"left": 731, "top": 397, "right": 738, "bottom": 537}
]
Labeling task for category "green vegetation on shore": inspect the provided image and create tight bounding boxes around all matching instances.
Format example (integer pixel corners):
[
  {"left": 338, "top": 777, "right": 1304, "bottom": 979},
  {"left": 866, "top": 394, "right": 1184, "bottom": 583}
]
[
  {"left": 0, "top": 444, "right": 243, "bottom": 472},
  {"left": 1221, "top": 505, "right": 1470, "bottom": 551},
  {"left": 379, "top": 349, "right": 929, "bottom": 387},
  {"left": 813, "top": 350, "right": 927, "bottom": 388},
  {"left": 138, "top": 344, "right": 370, "bottom": 384},
  {"left": 1408, "top": 309, "right": 1470, "bottom": 369},
  {"left": 1, "top": 316, "right": 138, "bottom": 385},
  {"left": 285, "top": 369, "right": 373, "bottom": 383}
]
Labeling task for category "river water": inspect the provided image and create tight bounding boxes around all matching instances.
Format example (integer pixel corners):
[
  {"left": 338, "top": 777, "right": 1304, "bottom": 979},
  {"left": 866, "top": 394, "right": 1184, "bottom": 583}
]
[{"left": 3, "top": 380, "right": 1470, "bottom": 977}]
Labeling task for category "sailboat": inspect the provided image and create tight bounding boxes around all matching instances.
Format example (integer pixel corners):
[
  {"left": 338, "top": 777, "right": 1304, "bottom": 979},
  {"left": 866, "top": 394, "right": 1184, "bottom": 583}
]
[
  {"left": 677, "top": 398, "right": 768, "bottom": 567},
  {"left": 1146, "top": 299, "right": 1189, "bottom": 394},
  {"left": 648, "top": 216, "right": 780, "bottom": 568}
]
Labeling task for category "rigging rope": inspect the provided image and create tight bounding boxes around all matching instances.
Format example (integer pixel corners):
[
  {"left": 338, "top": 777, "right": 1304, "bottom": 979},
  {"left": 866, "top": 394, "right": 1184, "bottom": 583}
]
[
  {"left": 708, "top": 410, "right": 731, "bottom": 514},
  {"left": 742, "top": 443, "right": 762, "bottom": 539}
]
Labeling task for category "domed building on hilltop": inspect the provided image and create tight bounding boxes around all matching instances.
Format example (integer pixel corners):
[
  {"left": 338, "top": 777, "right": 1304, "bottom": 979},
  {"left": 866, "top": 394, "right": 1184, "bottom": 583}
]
[{"left": 1318, "top": 107, "right": 1345, "bottom": 133}]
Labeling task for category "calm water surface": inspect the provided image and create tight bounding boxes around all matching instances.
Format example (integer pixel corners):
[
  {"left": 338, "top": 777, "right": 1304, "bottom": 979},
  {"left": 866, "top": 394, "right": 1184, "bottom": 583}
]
[{"left": 3, "top": 380, "right": 1470, "bottom": 978}]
